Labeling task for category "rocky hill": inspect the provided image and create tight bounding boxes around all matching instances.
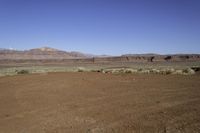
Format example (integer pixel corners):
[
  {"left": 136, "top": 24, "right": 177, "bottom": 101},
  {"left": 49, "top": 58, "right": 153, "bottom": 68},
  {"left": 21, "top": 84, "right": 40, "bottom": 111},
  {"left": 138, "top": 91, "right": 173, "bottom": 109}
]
[{"left": 0, "top": 47, "right": 91, "bottom": 60}]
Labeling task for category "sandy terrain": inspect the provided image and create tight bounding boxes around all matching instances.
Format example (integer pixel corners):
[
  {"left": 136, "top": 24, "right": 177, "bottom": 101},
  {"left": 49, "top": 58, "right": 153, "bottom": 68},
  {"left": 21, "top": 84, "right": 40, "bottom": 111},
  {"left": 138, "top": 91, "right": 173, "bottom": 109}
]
[{"left": 0, "top": 72, "right": 200, "bottom": 133}]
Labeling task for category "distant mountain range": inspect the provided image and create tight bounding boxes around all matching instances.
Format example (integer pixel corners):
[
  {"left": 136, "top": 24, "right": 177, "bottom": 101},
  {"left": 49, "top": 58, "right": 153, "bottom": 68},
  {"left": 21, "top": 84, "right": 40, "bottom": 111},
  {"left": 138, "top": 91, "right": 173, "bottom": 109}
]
[
  {"left": 0, "top": 47, "right": 95, "bottom": 60},
  {"left": 0, "top": 47, "right": 200, "bottom": 62}
]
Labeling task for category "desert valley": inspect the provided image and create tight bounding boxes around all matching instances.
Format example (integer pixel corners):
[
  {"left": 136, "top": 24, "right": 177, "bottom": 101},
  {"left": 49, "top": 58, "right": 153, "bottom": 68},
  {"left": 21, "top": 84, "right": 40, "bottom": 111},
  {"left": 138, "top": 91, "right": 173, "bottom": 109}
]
[{"left": 0, "top": 47, "right": 200, "bottom": 133}]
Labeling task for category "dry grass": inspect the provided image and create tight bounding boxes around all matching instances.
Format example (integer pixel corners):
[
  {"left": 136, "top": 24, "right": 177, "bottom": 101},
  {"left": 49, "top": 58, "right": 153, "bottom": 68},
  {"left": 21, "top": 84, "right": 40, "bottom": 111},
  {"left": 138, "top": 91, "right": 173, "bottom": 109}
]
[{"left": 0, "top": 65, "right": 199, "bottom": 77}]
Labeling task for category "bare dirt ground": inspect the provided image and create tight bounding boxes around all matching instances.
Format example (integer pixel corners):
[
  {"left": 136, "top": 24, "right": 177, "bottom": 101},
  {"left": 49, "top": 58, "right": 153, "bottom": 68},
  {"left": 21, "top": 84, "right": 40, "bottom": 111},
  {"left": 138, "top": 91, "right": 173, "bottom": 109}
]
[{"left": 0, "top": 72, "right": 200, "bottom": 133}]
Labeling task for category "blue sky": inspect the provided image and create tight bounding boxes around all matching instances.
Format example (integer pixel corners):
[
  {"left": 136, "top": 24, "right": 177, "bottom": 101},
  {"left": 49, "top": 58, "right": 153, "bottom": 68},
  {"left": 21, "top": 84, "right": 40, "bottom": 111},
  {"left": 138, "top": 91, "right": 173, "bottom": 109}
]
[{"left": 0, "top": 0, "right": 200, "bottom": 55}]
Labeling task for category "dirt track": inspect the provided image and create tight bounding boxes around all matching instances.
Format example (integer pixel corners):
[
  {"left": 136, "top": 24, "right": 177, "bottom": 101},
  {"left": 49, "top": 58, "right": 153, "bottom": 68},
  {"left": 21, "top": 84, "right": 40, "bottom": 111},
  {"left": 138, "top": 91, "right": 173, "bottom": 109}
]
[{"left": 0, "top": 72, "right": 200, "bottom": 133}]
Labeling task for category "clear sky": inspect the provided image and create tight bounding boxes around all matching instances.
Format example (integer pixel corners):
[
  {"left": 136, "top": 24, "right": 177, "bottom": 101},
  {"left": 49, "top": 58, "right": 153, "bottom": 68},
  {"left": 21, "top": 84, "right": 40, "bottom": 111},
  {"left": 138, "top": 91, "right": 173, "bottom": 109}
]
[{"left": 0, "top": 0, "right": 200, "bottom": 55}]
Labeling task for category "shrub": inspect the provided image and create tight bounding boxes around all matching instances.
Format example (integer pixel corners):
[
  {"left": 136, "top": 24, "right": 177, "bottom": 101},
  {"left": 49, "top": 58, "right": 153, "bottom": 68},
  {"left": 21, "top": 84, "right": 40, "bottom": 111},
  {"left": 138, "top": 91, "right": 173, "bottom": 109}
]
[
  {"left": 77, "top": 67, "right": 85, "bottom": 72},
  {"left": 141, "top": 69, "right": 150, "bottom": 74},
  {"left": 124, "top": 69, "right": 138, "bottom": 73},
  {"left": 16, "top": 70, "right": 29, "bottom": 74},
  {"left": 182, "top": 68, "right": 195, "bottom": 75},
  {"left": 90, "top": 69, "right": 101, "bottom": 72},
  {"left": 191, "top": 66, "right": 200, "bottom": 72},
  {"left": 158, "top": 68, "right": 174, "bottom": 75},
  {"left": 173, "top": 70, "right": 183, "bottom": 75},
  {"left": 150, "top": 69, "right": 160, "bottom": 74},
  {"left": 111, "top": 69, "right": 121, "bottom": 74}
]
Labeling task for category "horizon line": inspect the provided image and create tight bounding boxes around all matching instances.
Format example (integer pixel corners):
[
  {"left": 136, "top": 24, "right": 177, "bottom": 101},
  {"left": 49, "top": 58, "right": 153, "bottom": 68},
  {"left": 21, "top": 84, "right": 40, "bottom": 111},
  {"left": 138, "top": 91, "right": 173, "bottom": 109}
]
[{"left": 0, "top": 46, "right": 200, "bottom": 56}]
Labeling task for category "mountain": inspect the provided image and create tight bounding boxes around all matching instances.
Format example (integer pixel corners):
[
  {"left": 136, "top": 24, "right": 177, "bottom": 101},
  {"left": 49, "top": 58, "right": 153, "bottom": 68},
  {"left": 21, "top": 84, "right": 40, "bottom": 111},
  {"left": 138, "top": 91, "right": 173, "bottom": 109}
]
[
  {"left": 0, "top": 47, "right": 93, "bottom": 60},
  {"left": 0, "top": 47, "right": 200, "bottom": 62},
  {"left": 29, "top": 47, "right": 60, "bottom": 52}
]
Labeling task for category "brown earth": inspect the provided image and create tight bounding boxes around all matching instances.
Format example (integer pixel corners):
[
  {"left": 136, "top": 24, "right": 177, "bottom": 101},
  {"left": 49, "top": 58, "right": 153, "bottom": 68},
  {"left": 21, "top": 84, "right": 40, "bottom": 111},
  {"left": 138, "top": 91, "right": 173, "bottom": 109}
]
[{"left": 0, "top": 72, "right": 200, "bottom": 133}]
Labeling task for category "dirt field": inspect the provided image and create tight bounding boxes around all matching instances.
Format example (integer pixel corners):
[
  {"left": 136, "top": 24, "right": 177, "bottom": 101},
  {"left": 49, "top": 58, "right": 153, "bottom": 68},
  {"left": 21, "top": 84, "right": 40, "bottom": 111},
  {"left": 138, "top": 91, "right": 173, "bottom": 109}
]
[{"left": 0, "top": 72, "right": 200, "bottom": 133}]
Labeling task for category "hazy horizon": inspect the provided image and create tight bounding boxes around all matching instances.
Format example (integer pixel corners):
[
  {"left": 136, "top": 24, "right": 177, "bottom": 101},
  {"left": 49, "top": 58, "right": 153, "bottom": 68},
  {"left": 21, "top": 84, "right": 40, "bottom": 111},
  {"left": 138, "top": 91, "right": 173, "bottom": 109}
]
[{"left": 0, "top": 0, "right": 200, "bottom": 55}]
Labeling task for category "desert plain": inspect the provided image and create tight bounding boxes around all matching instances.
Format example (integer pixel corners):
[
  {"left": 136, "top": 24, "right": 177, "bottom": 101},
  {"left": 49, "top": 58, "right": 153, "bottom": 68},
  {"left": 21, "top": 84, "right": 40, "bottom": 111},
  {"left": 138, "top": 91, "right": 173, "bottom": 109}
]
[
  {"left": 0, "top": 49, "right": 200, "bottom": 133},
  {"left": 0, "top": 71, "right": 200, "bottom": 133}
]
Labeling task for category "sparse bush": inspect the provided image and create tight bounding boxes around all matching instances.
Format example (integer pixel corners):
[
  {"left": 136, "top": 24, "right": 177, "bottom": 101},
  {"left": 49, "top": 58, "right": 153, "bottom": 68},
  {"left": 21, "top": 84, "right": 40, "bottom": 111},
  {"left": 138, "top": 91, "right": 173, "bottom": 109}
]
[
  {"left": 16, "top": 69, "right": 29, "bottom": 74},
  {"left": 110, "top": 68, "right": 138, "bottom": 74},
  {"left": 77, "top": 67, "right": 85, "bottom": 72},
  {"left": 101, "top": 70, "right": 106, "bottom": 74},
  {"left": 99, "top": 67, "right": 196, "bottom": 75},
  {"left": 90, "top": 69, "right": 101, "bottom": 72},
  {"left": 172, "top": 68, "right": 195, "bottom": 75},
  {"left": 160, "top": 68, "right": 175, "bottom": 75},
  {"left": 191, "top": 66, "right": 200, "bottom": 72},
  {"left": 100, "top": 69, "right": 112, "bottom": 74},
  {"left": 110, "top": 68, "right": 124, "bottom": 74},
  {"left": 173, "top": 70, "right": 183, "bottom": 75},
  {"left": 165, "top": 70, "right": 172, "bottom": 75},
  {"left": 90, "top": 69, "right": 97, "bottom": 72},
  {"left": 140, "top": 69, "right": 150, "bottom": 74},
  {"left": 150, "top": 69, "right": 160, "bottom": 74},
  {"left": 101, "top": 68, "right": 138, "bottom": 74},
  {"left": 124, "top": 69, "right": 138, "bottom": 73},
  {"left": 182, "top": 68, "right": 195, "bottom": 75},
  {"left": 124, "top": 70, "right": 132, "bottom": 73},
  {"left": 118, "top": 68, "right": 126, "bottom": 73},
  {"left": 96, "top": 69, "right": 102, "bottom": 72}
]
